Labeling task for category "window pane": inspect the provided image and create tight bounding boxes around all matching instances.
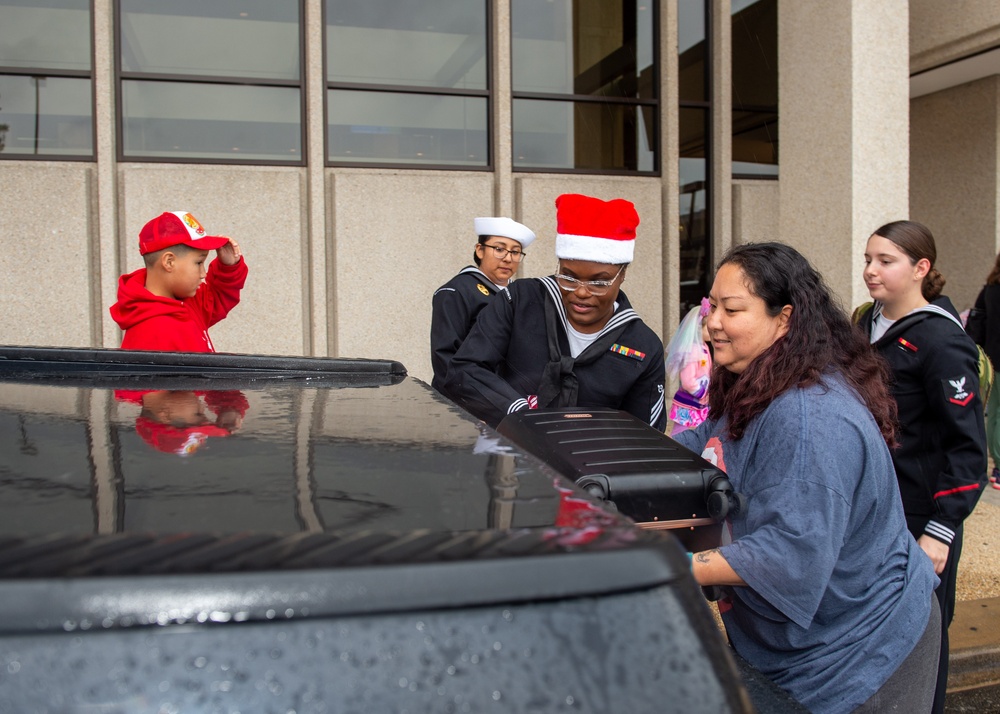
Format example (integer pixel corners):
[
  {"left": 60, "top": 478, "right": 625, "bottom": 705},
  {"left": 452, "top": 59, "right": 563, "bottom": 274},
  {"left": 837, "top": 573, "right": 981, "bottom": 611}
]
[
  {"left": 122, "top": 80, "right": 300, "bottom": 161},
  {"left": 732, "top": 0, "right": 777, "bottom": 175},
  {"left": 678, "top": 0, "right": 706, "bottom": 102},
  {"left": 513, "top": 99, "right": 655, "bottom": 171},
  {"left": 326, "top": 0, "right": 487, "bottom": 90},
  {"left": 732, "top": 110, "right": 777, "bottom": 176},
  {"left": 512, "top": 0, "right": 654, "bottom": 98},
  {"left": 328, "top": 89, "right": 487, "bottom": 166},
  {"left": 0, "top": 74, "right": 92, "bottom": 156},
  {"left": 120, "top": 0, "right": 300, "bottom": 80},
  {"left": 679, "top": 107, "right": 708, "bottom": 312},
  {"left": 0, "top": 0, "right": 91, "bottom": 71}
]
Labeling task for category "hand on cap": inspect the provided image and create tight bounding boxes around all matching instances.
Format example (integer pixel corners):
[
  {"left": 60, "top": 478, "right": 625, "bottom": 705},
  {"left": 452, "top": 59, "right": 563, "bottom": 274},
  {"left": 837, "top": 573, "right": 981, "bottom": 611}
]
[{"left": 217, "top": 237, "right": 242, "bottom": 266}]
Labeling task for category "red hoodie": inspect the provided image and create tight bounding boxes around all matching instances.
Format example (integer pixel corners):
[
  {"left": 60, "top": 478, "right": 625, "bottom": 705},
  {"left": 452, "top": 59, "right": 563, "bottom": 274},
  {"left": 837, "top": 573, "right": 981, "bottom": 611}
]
[{"left": 109, "top": 258, "right": 249, "bottom": 352}]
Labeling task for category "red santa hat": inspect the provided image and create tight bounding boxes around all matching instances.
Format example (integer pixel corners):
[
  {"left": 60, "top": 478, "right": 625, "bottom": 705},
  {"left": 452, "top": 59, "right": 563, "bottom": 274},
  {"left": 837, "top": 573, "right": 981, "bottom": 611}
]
[
  {"left": 139, "top": 211, "right": 231, "bottom": 255},
  {"left": 554, "top": 194, "right": 639, "bottom": 264}
]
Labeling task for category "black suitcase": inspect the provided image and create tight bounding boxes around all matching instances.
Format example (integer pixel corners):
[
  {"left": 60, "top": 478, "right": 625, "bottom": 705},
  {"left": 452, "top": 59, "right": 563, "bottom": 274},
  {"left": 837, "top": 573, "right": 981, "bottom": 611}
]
[{"left": 497, "top": 408, "right": 744, "bottom": 552}]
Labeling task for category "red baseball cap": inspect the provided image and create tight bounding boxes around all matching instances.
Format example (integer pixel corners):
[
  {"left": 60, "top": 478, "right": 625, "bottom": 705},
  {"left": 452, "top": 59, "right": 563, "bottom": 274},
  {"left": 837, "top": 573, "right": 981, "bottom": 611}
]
[
  {"left": 139, "top": 211, "right": 231, "bottom": 255},
  {"left": 135, "top": 416, "right": 232, "bottom": 456}
]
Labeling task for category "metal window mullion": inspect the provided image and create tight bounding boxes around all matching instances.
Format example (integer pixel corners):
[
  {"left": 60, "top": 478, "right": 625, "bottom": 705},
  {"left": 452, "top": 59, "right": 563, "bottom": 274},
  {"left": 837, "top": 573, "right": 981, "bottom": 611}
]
[
  {"left": 484, "top": 0, "right": 494, "bottom": 172},
  {"left": 119, "top": 72, "right": 300, "bottom": 88},
  {"left": 512, "top": 91, "right": 656, "bottom": 105},
  {"left": 327, "top": 159, "right": 493, "bottom": 172},
  {"left": 0, "top": 67, "right": 92, "bottom": 78},
  {"left": 326, "top": 82, "right": 488, "bottom": 99},
  {"left": 114, "top": 0, "right": 306, "bottom": 165},
  {"left": 511, "top": 165, "right": 659, "bottom": 177}
]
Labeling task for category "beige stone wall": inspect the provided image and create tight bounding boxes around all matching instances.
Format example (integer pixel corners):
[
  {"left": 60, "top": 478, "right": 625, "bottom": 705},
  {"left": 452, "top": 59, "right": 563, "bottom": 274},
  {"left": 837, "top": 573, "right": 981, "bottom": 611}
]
[
  {"left": 732, "top": 180, "right": 779, "bottom": 247},
  {"left": 0, "top": 161, "right": 666, "bottom": 381},
  {"left": 0, "top": 162, "right": 96, "bottom": 348},
  {"left": 910, "top": 75, "right": 1000, "bottom": 313},
  {"left": 911, "top": 0, "right": 1000, "bottom": 73},
  {"left": 779, "top": 1, "right": 910, "bottom": 311},
  {"left": 326, "top": 172, "right": 666, "bottom": 385},
  {"left": 329, "top": 170, "right": 494, "bottom": 383},
  {"left": 118, "top": 164, "right": 309, "bottom": 356}
]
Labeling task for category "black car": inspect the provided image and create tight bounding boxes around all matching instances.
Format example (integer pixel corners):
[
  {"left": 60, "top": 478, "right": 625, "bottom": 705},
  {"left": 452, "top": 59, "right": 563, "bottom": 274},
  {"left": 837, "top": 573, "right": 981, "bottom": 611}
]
[{"left": 0, "top": 347, "right": 800, "bottom": 713}]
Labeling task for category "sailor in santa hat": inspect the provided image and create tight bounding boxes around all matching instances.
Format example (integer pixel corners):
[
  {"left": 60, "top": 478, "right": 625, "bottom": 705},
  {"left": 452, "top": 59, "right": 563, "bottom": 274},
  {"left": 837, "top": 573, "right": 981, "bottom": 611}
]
[
  {"left": 430, "top": 216, "right": 536, "bottom": 394},
  {"left": 443, "top": 193, "right": 666, "bottom": 430}
]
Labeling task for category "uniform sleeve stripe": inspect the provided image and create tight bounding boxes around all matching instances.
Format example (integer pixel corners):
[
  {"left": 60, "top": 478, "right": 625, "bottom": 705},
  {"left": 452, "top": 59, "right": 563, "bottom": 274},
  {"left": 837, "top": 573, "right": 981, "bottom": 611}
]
[
  {"left": 649, "top": 392, "right": 664, "bottom": 427},
  {"left": 924, "top": 521, "right": 955, "bottom": 544},
  {"left": 508, "top": 399, "right": 529, "bottom": 415},
  {"left": 933, "top": 483, "right": 981, "bottom": 499}
]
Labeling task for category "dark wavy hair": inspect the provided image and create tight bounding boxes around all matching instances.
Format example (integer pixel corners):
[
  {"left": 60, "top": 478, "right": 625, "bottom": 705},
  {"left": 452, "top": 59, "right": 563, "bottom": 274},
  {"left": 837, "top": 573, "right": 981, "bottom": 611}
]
[
  {"left": 709, "top": 242, "right": 898, "bottom": 446},
  {"left": 871, "top": 220, "right": 945, "bottom": 301}
]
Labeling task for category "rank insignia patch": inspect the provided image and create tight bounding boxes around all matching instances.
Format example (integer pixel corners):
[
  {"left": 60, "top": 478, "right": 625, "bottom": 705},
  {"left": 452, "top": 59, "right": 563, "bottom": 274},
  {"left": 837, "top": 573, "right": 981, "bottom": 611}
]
[
  {"left": 477, "top": 283, "right": 489, "bottom": 295},
  {"left": 944, "top": 376, "right": 974, "bottom": 406},
  {"left": 610, "top": 343, "right": 645, "bottom": 361}
]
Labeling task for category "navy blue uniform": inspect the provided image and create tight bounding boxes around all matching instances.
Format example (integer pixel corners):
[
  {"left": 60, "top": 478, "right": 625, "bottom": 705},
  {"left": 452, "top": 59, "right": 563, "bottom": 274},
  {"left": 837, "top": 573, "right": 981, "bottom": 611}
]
[
  {"left": 858, "top": 299, "right": 987, "bottom": 543},
  {"left": 430, "top": 267, "right": 502, "bottom": 393},
  {"left": 445, "top": 276, "right": 666, "bottom": 430},
  {"left": 857, "top": 297, "right": 987, "bottom": 714}
]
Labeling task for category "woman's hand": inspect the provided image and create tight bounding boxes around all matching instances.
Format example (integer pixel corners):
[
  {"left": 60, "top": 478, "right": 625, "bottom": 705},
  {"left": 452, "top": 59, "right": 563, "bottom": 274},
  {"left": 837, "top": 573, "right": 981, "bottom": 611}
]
[{"left": 917, "top": 535, "right": 949, "bottom": 574}]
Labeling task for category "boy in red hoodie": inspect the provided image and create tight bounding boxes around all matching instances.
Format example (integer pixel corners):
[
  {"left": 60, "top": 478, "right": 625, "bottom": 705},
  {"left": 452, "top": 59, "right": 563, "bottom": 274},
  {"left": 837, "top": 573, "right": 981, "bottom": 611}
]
[{"left": 110, "top": 211, "right": 248, "bottom": 352}]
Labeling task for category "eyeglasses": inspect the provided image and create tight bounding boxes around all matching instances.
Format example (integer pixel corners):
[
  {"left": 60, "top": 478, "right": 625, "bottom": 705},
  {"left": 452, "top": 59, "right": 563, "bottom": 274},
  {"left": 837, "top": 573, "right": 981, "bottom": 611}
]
[
  {"left": 554, "top": 265, "right": 625, "bottom": 296},
  {"left": 481, "top": 243, "right": 525, "bottom": 262}
]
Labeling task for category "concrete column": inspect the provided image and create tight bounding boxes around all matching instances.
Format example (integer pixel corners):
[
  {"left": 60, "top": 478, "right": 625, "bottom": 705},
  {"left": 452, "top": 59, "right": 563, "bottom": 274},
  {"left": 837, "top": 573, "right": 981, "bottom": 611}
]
[
  {"left": 778, "top": 0, "right": 909, "bottom": 308},
  {"left": 493, "top": 0, "right": 514, "bottom": 218},
  {"left": 304, "top": 0, "right": 331, "bottom": 356},
  {"left": 92, "top": 0, "right": 120, "bottom": 347},
  {"left": 661, "top": 0, "right": 681, "bottom": 336}
]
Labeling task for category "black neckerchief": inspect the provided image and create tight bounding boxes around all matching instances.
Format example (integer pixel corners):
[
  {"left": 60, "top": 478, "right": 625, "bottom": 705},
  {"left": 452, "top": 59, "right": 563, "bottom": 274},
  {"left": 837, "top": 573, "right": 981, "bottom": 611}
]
[{"left": 535, "top": 276, "right": 640, "bottom": 408}]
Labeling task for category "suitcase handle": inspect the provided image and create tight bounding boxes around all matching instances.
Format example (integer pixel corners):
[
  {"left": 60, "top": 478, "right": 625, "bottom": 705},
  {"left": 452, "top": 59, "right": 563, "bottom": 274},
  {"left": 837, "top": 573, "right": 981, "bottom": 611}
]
[{"left": 577, "top": 471, "right": 745, "bottom": 523}]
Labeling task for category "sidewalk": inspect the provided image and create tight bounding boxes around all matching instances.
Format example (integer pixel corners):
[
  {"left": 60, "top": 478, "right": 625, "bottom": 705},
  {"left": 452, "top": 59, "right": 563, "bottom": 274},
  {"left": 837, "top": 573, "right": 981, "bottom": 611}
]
[
  {"left": 946, "top": 481, "right": 1000, "bottom": 711},
  {"left": 954, "top": 480, "right": 1000, "bottom": 602}
]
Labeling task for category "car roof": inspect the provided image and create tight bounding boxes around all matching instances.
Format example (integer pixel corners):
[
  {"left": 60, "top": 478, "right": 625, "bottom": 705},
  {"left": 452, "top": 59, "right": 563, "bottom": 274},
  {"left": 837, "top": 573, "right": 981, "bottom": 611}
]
[{"left": 0, "top": 346, "right": 688, "bottom": 631}]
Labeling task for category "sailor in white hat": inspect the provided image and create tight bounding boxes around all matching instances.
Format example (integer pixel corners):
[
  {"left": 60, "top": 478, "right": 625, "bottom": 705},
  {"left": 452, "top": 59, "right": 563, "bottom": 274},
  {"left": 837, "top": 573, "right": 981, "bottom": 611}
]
[{"left": 430, "top": 217, "right": 536, "bottom": 393}]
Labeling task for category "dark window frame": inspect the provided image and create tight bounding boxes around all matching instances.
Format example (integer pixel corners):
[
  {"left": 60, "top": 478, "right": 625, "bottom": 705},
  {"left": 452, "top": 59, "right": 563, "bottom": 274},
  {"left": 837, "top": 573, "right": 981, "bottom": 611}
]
[
  {"left": 114, "top": 0, "right": 307, "bottom": 167},
  {"left": 510, "top": 0, "right": 660, "bottom": 177},
  {"left": 731, "top": 0, "right": 778, "bottom": 180},
  {"left": 322, "top": 0, "right": 493, "bottom": 172},
  {"left": 678, "top": 0, "right": 712, "bottom": 313},
  {"left": 0, "top": 0, "right": 97, "bottom": 162}
]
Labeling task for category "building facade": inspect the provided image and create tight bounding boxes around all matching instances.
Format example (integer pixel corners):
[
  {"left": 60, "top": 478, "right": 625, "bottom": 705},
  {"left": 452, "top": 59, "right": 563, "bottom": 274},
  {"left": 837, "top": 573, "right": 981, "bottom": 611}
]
[{"left": 1, "top": 0, "right": 998, "bottom": 385}]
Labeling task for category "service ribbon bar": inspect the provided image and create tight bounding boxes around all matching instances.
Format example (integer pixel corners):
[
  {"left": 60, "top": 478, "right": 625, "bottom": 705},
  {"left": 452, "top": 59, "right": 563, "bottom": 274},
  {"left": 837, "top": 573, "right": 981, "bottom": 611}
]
[{"left": 610, "top": 343, "right": 646, "bottom": 361}]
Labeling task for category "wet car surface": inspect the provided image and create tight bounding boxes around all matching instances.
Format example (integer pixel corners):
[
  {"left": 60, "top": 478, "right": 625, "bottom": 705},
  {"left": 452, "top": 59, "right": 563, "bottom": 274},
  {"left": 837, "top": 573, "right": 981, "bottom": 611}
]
[{"left": 0, "top": 347, "right": 800, "bottom": 713}]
